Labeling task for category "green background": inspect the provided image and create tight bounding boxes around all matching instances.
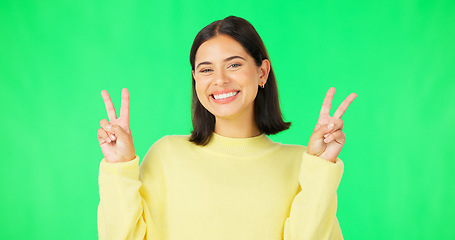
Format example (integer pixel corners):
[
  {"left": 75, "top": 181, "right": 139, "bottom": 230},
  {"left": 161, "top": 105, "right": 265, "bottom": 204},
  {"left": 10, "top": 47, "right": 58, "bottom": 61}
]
[{"left": 1, "top": 0, "right": 454, "bottom": 239}]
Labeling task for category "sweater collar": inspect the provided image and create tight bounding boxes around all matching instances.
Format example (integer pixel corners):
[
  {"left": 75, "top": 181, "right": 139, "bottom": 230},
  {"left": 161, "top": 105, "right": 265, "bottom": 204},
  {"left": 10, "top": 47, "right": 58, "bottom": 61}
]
[{"left": 202, "top": 132, "right": 279, "bottom": 157}]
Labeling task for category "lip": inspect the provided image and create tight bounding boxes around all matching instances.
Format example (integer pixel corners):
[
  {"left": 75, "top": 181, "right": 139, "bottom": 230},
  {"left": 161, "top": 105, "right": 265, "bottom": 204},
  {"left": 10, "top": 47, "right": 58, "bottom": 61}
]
[
  {"left": 210, "top": 89, "right": 240, "bottom": 104},
  {"left": 210, "top": 89, "right": 239, "bottom": 95}
]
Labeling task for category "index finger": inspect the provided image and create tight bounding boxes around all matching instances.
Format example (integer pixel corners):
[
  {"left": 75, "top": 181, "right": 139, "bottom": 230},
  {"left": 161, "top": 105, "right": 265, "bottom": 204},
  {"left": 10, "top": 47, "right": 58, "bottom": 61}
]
[
  {"left": 120, "top": 88, "right": 130, "bottom": 121},
  {"left": 333, "top": 93, "right": 357, "bottom": 119},
  {"left": 101, "top": 90, "right": 118, "bottom": 121},
  {"left": 318, "top": 87, "right": 336, "bottom": 118}
]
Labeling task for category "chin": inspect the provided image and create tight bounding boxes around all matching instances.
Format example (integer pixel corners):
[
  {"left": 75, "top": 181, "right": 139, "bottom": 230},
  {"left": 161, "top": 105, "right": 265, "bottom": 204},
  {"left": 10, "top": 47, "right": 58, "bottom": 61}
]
[{"left": 210, "top": 109, "right": 240, "bottom": 120}]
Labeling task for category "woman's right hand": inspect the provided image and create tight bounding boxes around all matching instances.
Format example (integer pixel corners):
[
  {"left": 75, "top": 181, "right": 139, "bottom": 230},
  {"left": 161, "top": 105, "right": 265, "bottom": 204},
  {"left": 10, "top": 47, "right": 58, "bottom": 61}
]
[{"left": 97, "top": 88, "right": 136, "bottom": 163}]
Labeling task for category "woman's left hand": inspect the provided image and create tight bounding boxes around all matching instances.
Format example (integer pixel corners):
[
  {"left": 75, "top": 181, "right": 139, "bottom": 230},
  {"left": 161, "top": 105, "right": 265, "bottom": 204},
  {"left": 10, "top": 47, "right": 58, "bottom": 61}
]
[{"left": 307, "top": 87, "right": 357, "bottom": 163}]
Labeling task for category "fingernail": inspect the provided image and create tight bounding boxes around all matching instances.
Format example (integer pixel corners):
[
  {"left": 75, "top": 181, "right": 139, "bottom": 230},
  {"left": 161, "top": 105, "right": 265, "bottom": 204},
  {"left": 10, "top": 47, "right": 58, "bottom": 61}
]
[
  {"left": 110, "top": 134, "right": 116, "bottom": 140},
  {"left": 106, "top": 138, "right": 111, "bottom": 143},
  {"left": 324, "top": 133, "right": 330, "bottom": 138},
  {"left": 324, "top": 138, "right": 330, "bottom": 143},
  {"left": 328, "top": 123, "right": 334, "bottom": 130},
  {"left": 106, "top": 124, "right": 111, "bottom": 131}
]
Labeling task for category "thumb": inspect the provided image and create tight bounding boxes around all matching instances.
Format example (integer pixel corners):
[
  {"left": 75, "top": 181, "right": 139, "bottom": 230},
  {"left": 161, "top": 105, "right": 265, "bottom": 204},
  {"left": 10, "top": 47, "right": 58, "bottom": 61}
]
[
  {"left": 100, "top": 119, "right": 131, "bottom": 142},
  {"left": 106, "top": 124, "right": 130, "bottom": 142},
  {"left": 312, "top": 122, "right": 334, "bottom": 140}
]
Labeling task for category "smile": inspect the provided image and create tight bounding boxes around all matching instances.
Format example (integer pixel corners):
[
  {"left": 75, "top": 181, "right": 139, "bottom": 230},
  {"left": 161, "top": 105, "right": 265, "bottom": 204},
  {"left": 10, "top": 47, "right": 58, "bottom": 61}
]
[{"left": 212, "top": 91, "right": 239, "bottom": 100}]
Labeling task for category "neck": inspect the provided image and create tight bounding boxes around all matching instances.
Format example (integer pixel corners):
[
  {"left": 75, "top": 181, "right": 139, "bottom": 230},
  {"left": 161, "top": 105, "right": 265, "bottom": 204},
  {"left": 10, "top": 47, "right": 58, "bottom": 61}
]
[
  {"left": 214, "top": 113, "right": 261, "bottom": 138},
  {"left": 204, "top": 132, "right": 276, "bottom": 157}
]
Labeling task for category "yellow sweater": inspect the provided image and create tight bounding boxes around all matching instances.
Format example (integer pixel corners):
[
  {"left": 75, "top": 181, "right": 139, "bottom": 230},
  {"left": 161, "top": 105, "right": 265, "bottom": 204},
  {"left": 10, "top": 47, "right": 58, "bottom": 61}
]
[{"left": 98, "top": 133, "right": 344, "bottom": 240}]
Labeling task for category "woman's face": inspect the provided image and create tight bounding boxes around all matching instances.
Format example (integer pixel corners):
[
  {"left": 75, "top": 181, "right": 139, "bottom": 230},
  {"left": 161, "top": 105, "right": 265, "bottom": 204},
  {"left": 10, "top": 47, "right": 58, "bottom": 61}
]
[{"left": 192, "top": 35, "right": 269, "bottom": 122}]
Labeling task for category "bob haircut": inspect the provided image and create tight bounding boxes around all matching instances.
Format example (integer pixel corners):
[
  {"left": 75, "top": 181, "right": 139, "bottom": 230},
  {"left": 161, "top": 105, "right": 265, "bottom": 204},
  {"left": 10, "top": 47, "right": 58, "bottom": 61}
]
[{"left": 189, "top": 16, "right": 290, "bottom": 145}]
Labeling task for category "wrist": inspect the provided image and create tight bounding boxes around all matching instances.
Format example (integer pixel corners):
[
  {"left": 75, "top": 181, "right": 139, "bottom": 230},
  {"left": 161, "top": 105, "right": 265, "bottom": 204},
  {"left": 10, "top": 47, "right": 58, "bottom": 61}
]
[
  {"left": 105, "top": 153, "right": 136, "bottom": 163},
  {"left": 120, "top": 153, "right": 136, "bottom": 163},
  {"left": 306, "top": 150, "right": 336, "bottom": 163}
]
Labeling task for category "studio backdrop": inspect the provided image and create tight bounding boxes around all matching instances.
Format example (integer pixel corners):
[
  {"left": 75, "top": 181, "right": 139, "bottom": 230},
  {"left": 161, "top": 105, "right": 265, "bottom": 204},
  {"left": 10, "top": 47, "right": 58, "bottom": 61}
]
[{"left": 1, "top": 0, "right": 454, "bottom": 239}]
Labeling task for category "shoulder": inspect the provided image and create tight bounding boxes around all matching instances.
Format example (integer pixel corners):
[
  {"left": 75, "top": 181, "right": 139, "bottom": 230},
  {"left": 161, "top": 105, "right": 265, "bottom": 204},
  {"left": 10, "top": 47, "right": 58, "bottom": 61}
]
[
  {"left": 140, "top": 135, "right": 192, "bottom": 168},
  {"left": 277, "top": 142, "right": 308, "bottom": 152},
  {"left": 264, "top": 141, "right": 308, "bottom": 177},
  {"left": 266, "top": 140, "right": 309, "bottom": 165},
  {"left": 274, "top": 141, "right": 308, "bottom": 156},
  {"left": 155, "top": 135, "right": 191, "bottom": 145},
  {"left": 149, "top": 135, "right": 193, "bottom": 152}
]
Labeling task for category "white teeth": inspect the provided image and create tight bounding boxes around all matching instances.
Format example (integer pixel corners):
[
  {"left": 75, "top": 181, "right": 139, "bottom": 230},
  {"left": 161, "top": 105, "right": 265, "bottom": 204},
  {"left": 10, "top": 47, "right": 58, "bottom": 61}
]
[{"left": 213, "top": 91, "right": 238, "bottom": 100}]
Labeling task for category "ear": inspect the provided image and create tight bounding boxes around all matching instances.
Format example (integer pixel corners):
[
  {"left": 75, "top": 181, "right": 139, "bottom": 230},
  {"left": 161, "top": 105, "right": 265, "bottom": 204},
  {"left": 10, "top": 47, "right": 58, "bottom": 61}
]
[
  {"left": 258, "top": 59, "right": 271, "bottom": 86},
  {"left": 192, "top": 70, "right": 196, "bottom": 80}
]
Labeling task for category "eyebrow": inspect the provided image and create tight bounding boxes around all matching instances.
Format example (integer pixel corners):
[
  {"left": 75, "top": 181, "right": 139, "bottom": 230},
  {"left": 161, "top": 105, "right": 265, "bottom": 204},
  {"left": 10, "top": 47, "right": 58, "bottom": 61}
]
[{"left": 196, "top": 56, "right": 246, "bottom": 69}]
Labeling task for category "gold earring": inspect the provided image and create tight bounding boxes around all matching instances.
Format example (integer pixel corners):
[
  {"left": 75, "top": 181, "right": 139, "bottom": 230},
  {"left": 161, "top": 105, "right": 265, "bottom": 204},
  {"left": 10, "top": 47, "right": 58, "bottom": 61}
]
[{"left": 261, "top": 83, "right": 265, "bottom": 88}]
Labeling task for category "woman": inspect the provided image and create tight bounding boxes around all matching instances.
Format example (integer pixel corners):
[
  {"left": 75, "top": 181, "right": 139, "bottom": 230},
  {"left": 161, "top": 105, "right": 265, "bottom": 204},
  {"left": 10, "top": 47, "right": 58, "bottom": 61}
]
[{"left": 97, "top": 16, "right": 356, "bottom": 240}]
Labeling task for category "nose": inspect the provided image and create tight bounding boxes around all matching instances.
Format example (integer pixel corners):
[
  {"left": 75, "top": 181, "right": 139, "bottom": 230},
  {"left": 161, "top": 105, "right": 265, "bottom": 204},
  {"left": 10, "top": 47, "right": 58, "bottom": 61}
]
[{"left": 213, "top": 69, "right": 230, "bottom": 86}]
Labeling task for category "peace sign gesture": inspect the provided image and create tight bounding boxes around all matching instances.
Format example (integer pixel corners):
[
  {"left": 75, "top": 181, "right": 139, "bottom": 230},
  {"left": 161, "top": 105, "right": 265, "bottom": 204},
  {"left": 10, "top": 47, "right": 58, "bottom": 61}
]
[
  {"left": 307, "top": 87, "right": 357, "bottom": 163},
  {"left": 97, "top": 88, "right": 136, "bottom": 163}
]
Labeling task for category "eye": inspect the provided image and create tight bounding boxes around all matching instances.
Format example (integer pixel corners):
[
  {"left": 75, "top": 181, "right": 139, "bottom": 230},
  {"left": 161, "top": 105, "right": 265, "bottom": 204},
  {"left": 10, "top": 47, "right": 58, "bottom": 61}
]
[
  {"left": 229, "top": 63, "right": 242, "bottom": 69},
  {"left": 200, "top": 68, "right": 213, "bottom": 73}
]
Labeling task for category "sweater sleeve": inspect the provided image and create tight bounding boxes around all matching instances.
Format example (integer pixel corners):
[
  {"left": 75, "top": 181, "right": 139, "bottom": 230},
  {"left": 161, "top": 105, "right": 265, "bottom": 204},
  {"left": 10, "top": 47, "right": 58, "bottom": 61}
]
[
  {"left": 97, "top": 154, "right": 160, "bottom": 240},
  {"left": 283, "top": 151, "right": 344, "bottom": 240}
]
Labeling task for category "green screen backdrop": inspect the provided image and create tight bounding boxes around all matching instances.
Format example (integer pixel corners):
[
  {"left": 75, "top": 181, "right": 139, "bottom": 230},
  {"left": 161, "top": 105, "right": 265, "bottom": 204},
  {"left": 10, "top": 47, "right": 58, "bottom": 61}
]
[{"left": 1, "top": 0, "right": 454, "bottom": 239}]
